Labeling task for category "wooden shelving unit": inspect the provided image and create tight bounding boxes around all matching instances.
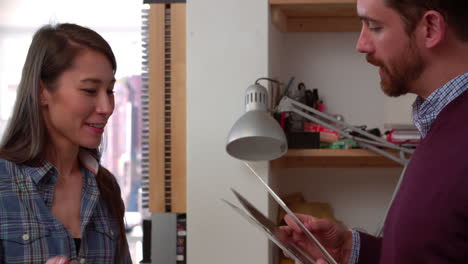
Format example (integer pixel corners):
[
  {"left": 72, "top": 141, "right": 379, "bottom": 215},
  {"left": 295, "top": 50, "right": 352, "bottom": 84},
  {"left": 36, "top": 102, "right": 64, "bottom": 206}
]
[
  {"left": 148, "top": 3, "right": 187, "bottom": 213},
  {"left": 270, "top": 0, "right": 361, "bottom": 32},
  {"left": 271, "top": 149, "right": 406, "bottom": 169}
]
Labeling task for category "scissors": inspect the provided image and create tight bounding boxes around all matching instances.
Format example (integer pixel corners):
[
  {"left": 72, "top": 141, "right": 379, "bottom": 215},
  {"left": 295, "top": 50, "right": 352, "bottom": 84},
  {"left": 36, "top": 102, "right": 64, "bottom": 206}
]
[{"left": 222, "top": 162, "right": 339, "bottom": 264}]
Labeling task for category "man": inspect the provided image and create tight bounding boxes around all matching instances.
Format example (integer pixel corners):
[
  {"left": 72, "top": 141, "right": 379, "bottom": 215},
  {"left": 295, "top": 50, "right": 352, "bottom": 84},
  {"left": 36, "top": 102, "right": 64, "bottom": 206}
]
[{"left": 282, "top": 0, "right": 468, "bottom": 263}]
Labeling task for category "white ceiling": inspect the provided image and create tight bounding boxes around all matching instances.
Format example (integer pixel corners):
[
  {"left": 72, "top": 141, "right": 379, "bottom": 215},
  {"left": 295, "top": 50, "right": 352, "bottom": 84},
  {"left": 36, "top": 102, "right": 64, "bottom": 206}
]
[{"left": 0, "top": 0, "right": 143, "bottom": 29}]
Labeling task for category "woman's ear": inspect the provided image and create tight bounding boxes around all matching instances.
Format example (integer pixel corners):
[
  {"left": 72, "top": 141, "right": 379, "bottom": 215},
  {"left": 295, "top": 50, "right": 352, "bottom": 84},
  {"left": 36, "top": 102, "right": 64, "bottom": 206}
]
[
  {"left": 419, "top": 10, "right": 447, "bottom": 49},
  {"left": 39, "top": 81, "right": 49, "bottom": 106}
]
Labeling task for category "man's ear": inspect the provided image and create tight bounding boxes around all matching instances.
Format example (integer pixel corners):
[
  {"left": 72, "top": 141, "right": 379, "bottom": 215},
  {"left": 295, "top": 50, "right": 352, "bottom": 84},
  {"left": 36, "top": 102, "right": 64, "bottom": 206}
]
[
  {"left": 418, "top": 10, "right": 447, "bottom": 49},
  {"left": 39, "top": 80, "right": 49, "bottom": 106}
]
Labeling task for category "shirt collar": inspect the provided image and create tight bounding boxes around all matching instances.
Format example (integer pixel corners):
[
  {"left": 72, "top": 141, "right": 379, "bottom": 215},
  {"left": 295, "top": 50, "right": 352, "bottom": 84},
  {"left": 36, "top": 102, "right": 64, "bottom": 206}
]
[
  {"left": 26, "top": 149, "right": 100, "bottom": 185},
  {"left": 412, "top": 73, "right": 468, "bottom": 138},
  {"left": 24, "top": 161, "right": 54, "bottom": 185}
]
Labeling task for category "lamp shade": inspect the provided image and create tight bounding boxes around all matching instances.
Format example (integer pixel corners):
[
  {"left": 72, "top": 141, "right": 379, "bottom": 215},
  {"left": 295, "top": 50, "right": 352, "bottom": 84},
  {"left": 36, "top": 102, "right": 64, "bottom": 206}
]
[{"left": 226, "top": 83, "right": 287, "bottom": 161}]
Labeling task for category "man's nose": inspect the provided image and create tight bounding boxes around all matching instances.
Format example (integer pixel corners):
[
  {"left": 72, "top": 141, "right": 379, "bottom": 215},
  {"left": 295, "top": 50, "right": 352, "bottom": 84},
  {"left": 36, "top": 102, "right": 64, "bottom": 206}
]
[{"left": 356, "top": 26, "right": 374, "bottom": 54}]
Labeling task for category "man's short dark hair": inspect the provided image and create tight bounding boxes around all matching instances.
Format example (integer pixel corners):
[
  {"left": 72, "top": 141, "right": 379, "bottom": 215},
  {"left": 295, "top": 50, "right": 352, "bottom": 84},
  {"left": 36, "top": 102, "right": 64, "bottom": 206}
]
[{"left": 385, "top": 0, "right": 468, "bottom": 41}]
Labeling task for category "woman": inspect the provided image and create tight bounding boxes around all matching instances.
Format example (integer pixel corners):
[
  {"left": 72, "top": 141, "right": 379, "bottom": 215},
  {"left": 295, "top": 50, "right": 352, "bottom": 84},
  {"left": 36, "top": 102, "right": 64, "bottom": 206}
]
[{"left": 0, "top": 23, "right": 131, "bottom": 263}]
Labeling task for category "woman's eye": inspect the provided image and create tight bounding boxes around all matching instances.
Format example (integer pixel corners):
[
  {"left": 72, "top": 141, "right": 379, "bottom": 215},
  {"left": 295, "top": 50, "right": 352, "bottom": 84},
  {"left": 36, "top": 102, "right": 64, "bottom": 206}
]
[
  {"left": 107, "top": 89, "right": 115, "bottom": 95},
  {"left": 82, "top": 89, "right": 97, "bottom": 94}
]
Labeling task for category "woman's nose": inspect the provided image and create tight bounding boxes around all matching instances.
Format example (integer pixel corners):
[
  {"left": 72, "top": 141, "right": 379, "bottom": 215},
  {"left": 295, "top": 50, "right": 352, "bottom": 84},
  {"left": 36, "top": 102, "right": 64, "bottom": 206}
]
[{"left": 96, "top": 93, "right": 114, "bottom": 117}]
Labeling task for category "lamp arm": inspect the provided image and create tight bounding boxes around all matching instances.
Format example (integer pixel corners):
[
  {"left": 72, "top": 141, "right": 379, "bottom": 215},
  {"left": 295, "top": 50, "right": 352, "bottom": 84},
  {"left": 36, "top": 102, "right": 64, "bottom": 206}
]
[
  {"left": 289, "top": 106, "right": 410, "bottom": 165},
  {"left": 358, "top": 141, "right": 409, "bottom": 166},
  {"left": 277, "top": 96, "right": 413, "bottom": 165},
  {"left": 289, "top": 107, "right": 390, "bottom": 149},
  {"left": 278, "top": 96, "right": 413, "bottom": 154},
  {"left": 353, "top": 137, "right": 407, "bottom": 151}
]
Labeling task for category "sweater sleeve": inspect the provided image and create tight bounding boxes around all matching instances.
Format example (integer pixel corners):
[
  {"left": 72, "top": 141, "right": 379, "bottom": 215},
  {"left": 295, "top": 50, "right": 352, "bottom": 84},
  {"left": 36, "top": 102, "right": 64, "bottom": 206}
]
[{"left": 357, "top": 232, "right": 382, "bottom": 264}]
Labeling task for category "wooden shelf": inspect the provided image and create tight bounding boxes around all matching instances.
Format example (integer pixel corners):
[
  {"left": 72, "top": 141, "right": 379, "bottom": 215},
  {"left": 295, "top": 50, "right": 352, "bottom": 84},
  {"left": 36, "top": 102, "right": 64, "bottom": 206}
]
[
  {"left": 270, "top": 0, "right": 361, "bottom": 32},
  {"left": 271, "top": 149, "right": 405, "bottom": 169}
]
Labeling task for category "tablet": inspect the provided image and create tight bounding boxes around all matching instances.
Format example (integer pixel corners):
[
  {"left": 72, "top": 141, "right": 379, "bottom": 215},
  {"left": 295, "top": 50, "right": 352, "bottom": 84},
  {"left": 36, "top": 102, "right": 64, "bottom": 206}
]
[{"left": 222, "top": 162, "right": 339, "bottom": 264}]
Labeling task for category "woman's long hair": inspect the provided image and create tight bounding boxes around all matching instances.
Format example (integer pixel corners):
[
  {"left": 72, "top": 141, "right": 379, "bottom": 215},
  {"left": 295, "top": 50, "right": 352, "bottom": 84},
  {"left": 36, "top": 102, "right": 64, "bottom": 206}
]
[{"left": 0, "top": 23, "right": 127, "bottom": 259}]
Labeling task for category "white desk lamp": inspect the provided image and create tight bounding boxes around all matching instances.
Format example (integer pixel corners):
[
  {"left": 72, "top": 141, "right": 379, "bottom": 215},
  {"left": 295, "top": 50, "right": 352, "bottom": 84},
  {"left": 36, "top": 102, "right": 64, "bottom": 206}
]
[
  {"left": 226, "top": 78, "right": 413, "bottom": 165},
  {"left": 226, "top": 79, "right": 287, "bottom": 161}
]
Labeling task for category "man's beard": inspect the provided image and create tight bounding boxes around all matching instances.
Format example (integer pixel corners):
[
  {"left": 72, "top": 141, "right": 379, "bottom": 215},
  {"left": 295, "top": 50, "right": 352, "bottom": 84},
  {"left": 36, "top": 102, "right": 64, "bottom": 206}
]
[{"left": 366, "top": 40, "right": 425, "bottom": 97}]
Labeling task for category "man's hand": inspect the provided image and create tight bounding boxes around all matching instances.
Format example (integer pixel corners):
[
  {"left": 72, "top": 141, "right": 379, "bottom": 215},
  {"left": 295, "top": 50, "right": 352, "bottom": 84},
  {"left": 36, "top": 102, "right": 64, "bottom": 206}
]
[{"left": 281, "top": 213, "right": 353, "bottom": 264}]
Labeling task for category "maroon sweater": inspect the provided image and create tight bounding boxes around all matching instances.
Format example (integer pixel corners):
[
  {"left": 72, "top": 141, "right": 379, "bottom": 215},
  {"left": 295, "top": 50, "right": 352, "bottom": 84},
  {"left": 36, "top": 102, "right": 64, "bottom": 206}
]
[{"left": 359, "top": 90, "right": 468, "bottom": 263}]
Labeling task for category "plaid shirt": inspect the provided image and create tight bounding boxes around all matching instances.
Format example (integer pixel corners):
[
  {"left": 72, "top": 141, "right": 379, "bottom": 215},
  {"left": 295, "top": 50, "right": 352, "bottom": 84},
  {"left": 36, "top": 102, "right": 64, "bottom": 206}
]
[
  {"left": 413, "top": 73, "right": 468, "bottom": 137},
  {"left": 348, "top": 73, "right": 468, "bottom": 264},
  {"left": 0, "top": 151, "right": 132, "bottom": 264}
]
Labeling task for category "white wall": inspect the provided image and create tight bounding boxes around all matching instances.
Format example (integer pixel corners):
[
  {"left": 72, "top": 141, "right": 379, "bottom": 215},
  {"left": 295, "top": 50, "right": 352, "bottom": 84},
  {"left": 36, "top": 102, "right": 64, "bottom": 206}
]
[
  {"left": 187, "top": 0, "right": 272, "bottom": 263},
  {"left": 278, "top": 32, "right": 416, "bottom": 129}
]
